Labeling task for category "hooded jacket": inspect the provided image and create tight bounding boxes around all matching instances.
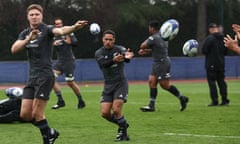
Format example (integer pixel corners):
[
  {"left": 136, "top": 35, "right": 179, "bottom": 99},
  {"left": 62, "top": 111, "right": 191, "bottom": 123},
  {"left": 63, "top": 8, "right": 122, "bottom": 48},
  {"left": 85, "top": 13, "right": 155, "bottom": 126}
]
[{"left": 202, "top": 32, "right": 228, "bottom": 71}]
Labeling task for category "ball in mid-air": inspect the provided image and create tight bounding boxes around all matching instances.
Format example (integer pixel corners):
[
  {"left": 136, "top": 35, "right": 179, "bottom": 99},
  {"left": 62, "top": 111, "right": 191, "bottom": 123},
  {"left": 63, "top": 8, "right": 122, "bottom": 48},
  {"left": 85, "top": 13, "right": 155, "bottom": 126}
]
[
  {"left": 160, "top": 19, "right": 179, "bottom": 41},
  {"left": 182, "top": 39, "right": 199, "bottom": 57},
  {"left": 89, "top": 23, "right": 101, "bottom": 35},
  {"left": 5, "top": 87, "right": 23, "bottom": 98}
]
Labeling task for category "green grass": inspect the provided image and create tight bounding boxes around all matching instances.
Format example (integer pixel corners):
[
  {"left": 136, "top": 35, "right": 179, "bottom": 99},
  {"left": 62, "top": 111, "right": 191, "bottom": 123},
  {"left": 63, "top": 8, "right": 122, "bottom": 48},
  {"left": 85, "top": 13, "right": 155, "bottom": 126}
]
[{"left": 0, "top": 80, "right": 240, "bottom": 144}]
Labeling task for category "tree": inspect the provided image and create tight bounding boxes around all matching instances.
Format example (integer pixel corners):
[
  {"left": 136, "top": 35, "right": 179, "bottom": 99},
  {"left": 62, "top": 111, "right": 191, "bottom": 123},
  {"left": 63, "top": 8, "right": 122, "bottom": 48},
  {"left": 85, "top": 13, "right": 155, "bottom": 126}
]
[
  {"left": 1, "top": 0, "right": 240, "bottom": 60},
  {"left": 197, "top": 0, "right": 206, "bottom": 54}
]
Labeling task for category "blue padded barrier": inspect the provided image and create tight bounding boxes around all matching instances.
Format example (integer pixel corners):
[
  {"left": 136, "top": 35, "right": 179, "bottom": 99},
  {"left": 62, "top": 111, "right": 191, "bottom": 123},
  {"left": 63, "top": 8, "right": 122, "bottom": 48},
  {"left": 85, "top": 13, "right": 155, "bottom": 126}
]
[{"left": 0, "top": 56, "right": 240, "bottom": 83}]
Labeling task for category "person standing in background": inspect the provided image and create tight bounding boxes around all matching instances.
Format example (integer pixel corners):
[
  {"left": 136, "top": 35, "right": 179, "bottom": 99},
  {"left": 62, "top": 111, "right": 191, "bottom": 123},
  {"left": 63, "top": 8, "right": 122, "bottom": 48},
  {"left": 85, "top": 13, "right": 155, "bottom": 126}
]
[
  {"left": 51, "top": 18, "right": 86, "bottom": 109},
  {"left": 202, "top": 23, "right": 229, "bottom": 106}
]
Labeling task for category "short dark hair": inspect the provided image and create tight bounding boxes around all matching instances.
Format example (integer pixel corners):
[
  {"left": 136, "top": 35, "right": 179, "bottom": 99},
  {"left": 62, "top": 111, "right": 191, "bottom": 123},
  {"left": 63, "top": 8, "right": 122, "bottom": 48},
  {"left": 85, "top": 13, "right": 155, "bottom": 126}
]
[
  {"left": 54, "top": 17, "right": 62, "bottom": 21},
  {"left": 103, "top": 30, "right": 116, "bottom": 38},
  {"left": 27, "top": 4, "right": 43, "bottom": 14},
  {"left": 149, "top": 20, "right": 160, "bottom": 30},
  {"left": 54, "top": 17, "right": 63, "bottom": 24},
  {"left": 208, "top": 23, "right": 218, "bottom": 28}
]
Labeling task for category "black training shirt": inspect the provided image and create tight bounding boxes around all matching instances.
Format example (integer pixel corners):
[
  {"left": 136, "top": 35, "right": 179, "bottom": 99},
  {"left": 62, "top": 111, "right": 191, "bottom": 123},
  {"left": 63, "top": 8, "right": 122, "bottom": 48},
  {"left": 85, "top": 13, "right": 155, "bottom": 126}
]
[
  {"left": 95, "top": 45, "right": 129, "bottom": 83},
  {"left": 18, "top": 23, "right": 54, "bottom": 78}
]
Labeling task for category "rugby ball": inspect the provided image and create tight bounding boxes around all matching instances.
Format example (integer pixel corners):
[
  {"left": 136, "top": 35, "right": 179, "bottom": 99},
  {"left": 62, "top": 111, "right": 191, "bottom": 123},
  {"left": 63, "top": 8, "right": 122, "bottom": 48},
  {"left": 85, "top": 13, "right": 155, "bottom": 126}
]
[
  {"left": 160, "top": 19, "right": 179, "bottom": 41},
  {"left": 5, "top": 87, "right": 23, "bottom": 98},
  {"left": 182, "top": 39, "right": 199, "bottom": 57},
  {"left": 89, "top": 23, "right": 101, "bottom": 35}
]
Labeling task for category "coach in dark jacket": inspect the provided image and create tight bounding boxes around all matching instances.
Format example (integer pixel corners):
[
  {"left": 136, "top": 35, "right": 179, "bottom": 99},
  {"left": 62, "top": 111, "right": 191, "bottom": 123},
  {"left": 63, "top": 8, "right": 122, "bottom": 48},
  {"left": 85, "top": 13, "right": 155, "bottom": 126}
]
[{"left": 202, "top": 23, "right": 229, "bottom": 106}]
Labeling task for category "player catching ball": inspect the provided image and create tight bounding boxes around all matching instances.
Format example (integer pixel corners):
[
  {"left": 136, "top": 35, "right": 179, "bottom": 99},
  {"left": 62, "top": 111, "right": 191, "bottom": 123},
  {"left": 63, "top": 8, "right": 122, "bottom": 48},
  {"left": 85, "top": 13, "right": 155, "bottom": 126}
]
[
  {"left": 138, "top": 20, "right": 189, "bottom": 112},
  {"left": 11, "top": 4, "right": 88, "bottom": 144},
  {"left": 95, "top": 30, "right": 134, "bottom": 141}
]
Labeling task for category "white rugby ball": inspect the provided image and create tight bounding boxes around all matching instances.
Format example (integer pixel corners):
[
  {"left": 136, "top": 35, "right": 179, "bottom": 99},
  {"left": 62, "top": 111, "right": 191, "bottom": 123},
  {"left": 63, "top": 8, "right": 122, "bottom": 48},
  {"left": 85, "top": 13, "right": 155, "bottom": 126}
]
[
  {"left": 5, "top": 87, "right": 23, "bottom": 98},
  {"left": 182, "top": 39, "right": 199, "bottom": 57},
  {"left": 89, "top": 23, "right": 101, "bottom": 35},
  {"left": 160, "top": 19, "right": 179, "bottom": 41}
]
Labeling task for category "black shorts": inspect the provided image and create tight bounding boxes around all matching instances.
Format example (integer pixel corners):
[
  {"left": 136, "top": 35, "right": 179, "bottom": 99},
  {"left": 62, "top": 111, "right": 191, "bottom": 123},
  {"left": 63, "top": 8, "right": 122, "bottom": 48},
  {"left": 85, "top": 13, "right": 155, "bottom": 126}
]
[
  {"left": 23, "top": 76, "right": 55, "bottom": 100},
  {"left": 151, "top": 57, "right": 171, "bottom": 80},
  {"left": 53, "top": 61, "right": 76, "bottom": 81},
  {"left": 101, "top": 79, "right": 128, "bottom": 103}
]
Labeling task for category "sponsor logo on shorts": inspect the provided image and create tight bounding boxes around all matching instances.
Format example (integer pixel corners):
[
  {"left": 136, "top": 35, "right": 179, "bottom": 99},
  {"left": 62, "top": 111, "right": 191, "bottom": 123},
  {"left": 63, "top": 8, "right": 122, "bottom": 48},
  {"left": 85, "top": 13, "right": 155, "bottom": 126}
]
[
  {"left": 40, "top": 93, "right": 44, "bottom": 97},
  {"left": 119, "top": 94, "right": 123, "bottom": 98}
]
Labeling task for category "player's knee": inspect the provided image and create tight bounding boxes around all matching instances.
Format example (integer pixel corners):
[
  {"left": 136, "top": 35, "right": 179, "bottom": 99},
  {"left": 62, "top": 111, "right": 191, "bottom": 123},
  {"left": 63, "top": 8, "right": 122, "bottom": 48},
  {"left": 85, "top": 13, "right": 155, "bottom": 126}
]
[
  {"left": 20, "top": 112, "right": 32, "bottom": 121},
  {"left": 67, "top": 81, "right": 75, "bottom": 87},
  {"left": 101, "top": 112, "right": 109, "bottom": 119},
  {"left": 101, "top": 109, "right": 113, "bottom": 119},
  {"left": 31, "top": 111, "right": 44, "bottom": 121},
  {"left": 112, "top": 108, "right": 122, "bottom": 118},
  {"left": 160, "top": 83, "right": 169, "bottom": 90},
  {"left": 149, "top": 79, "right": 157, "bottom": 87}
]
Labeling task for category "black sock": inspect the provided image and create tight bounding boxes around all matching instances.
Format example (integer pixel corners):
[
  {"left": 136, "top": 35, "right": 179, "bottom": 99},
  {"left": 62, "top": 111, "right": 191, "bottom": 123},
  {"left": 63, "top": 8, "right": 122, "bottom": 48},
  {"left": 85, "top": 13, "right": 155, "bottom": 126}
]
[
  {"left": 116, "top": 116, "right": 128, "bottom": 129},
  {"left": 55, "top": 91, "right": 64, "bottom": 102},
  {"left": 167, "top": 85, "right": 182, "bottom": 98},
  {"left": 32, "top": 119, "right": 50, "bottom": 138},
  {"left": 109, "top": 114, "right": 118, "bottom": 125},
  {"left": 149, "top": 88, "right": 157, "bottom": 108},
  {"left": 76, "top": 93, "right": 83, "bottom": 101}
]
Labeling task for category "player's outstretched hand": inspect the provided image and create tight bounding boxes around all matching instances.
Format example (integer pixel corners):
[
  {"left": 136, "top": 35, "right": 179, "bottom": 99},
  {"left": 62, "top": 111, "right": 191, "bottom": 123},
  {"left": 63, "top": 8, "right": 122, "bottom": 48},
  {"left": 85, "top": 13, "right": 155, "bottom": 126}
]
[
  {"left": 224, "top": 34, "right": 238, "bottom": 50},
  {"left": 125, "top": 48, "right": 134, "bottom": 59},
  {"left": 224, "top": 33, "right": 240, "bottom": 55},
  {"left": 138, "top": 49, "right": 151, "bottom": 55},
  {"left": 74, "top": 20, "right": 88, "bottom": 30}
]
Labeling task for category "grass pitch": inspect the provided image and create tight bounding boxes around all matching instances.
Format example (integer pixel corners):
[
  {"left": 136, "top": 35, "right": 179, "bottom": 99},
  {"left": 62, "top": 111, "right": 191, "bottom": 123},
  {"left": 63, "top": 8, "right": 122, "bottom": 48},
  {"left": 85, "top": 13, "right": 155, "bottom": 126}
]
[{"left": 0, "top": 79, "right": 240, "bottom": 144}]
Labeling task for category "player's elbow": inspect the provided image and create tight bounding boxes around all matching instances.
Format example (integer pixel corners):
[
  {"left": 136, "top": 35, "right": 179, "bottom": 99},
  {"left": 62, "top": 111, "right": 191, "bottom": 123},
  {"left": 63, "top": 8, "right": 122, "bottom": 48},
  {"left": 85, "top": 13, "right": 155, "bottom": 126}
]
[
  {"left": 53, "top": 28, "right": 64, "bottom": 36},
  {"left": 140, "top": 41, "right": 148, "bottom": 49},
  {"left": 140, "top": 44, "right": 145, "bottom": 49},
  {"left": 11, "top": 46, "right": 18, "bottom": 54}
]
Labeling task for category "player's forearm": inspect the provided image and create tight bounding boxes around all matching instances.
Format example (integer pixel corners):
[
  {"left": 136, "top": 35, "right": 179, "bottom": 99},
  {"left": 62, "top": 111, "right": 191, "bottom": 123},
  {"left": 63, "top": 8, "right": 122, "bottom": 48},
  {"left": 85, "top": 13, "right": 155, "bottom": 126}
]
[
  {"left": 54, "top": 20, "right": 88, "bottom": 36},
  {"left": 99, "top": 59, "right": 115, "bottom": 68},
  {"left": 140, "top": 40, "right": 148, "bottom": 49},
  {"left": 138, "top": 49, "right": 151, "bottom": 55},
  {"left": 11, "top": 38, "right": 29, "bottom": 54},
  {"left": 53, "top": 26, "right": 76, "bottom": 36}
]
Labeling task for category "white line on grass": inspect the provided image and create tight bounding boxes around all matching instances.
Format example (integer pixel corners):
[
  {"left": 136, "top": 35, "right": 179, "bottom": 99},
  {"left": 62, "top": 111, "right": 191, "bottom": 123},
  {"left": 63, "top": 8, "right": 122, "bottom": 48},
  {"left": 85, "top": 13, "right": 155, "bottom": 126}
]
[
  {"left": 128, "top": 102, "right": 240, "bottom": 106},
  {"left": 164, "top": 133, "right": 240, "bottom": 139}
]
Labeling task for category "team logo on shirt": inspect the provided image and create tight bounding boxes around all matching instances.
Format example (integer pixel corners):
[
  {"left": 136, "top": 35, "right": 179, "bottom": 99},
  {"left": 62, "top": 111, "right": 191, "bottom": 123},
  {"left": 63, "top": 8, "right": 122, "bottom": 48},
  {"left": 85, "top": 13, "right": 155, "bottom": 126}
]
[
  {"left": 25, "top": 31, "right": 42, "bottom": 48},
  {"left": 149, "top": 36, "right": 154, "bottom": 41}
]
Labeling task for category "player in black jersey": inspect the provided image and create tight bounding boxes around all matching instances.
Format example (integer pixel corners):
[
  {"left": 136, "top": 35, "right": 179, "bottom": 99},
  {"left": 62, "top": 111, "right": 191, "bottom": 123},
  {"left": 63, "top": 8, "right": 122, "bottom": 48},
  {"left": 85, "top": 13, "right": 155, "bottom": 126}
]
[
  {"left": 138, "top": 20, "right": 189, "bottom": 112},
  {"left": 11, "top": 4, "right": 88, "bottom": 144},
  {"left": 0, "top": 87, "right": 24, "bottom": 123},
  {"left": 51, "top": 18, "right": 86, "bottom": 109},
  {"left": 95, "top": 30, "right": 134, "bottom": 141}
]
